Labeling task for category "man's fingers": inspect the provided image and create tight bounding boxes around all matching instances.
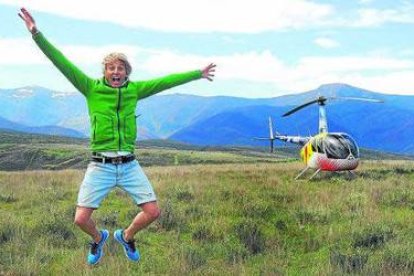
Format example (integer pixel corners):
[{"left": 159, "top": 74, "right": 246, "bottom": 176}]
[
  {"left": 206, "top": 73, "right": 215, "bottom": 81},
  {"left": 18, "top": 13, "right": 25, "bottom": 21},
  {"left": 201, "top": 63, "right": 216, "bottom": 81},
  {"left": 21, "top": 7, "right": 30, "bottom": 15},
  {"left": 208, "top": 64, "right": 216, "bottom": 70},
  {"left": 20, "top": 8, "right": 34, "bottom": 22}
]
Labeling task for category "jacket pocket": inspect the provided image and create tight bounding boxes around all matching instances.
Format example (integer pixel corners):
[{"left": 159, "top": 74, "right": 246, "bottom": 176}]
[
  {"left": 92, "top": 113, "right": 114, "bottom": 144},
  {"left": 124, "top": 113, "right": 137, "bottom": 145}
]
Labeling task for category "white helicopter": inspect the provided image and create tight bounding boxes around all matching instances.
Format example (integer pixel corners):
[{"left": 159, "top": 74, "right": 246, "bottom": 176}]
[{"left": 255, "top": 96, "right": 383, "bottom": 180}]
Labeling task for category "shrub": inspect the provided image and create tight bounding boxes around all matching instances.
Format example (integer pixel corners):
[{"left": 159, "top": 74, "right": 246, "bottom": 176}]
[
  {"left": 96, "top": 212, "right": 119, "bottom": 227},
  {"left": 353, "top": 227, "right": 393, "bottom": 249},
  {"left": 176, "top": 190, "right": 194, "bottom": 201},
  {"left": 158, "top": 200, "right": 178, "bottom": 231},
  {"left": 0, "top": 224, "right": 14, "bottom": 244},
  {"left": 192, "top": 225, "right": 215, "bottom": 242},
  {"left": 330, "top": 250, "right": 368, "bottom": 273},
  {"left": 184, "top": 246, "right": 207, "bottom": 270},
  {"left": 295, "top": 209, "right": 329, "bottom": 225},
  {"left": 383, "top": 245, "right": 414, "bottom": 274},
  {"left": 234, "top": 220, "right": 265, "bottom": 255}
]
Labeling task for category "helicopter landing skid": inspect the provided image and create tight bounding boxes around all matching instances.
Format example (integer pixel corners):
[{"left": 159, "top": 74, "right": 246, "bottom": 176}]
[
  {"left": 295, "top": 167, "right": 309, "bottom": 180},
  {"left": 309, "top": 169, "right": 321, "bottom": 180},
  {"left": 295, "top": 167, "right": 321, "bottom": 180}
]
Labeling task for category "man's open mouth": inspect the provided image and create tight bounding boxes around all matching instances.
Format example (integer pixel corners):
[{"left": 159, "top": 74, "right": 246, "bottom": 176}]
[{"left": 112, "top": 76, "right": 121, "bottom": 82}]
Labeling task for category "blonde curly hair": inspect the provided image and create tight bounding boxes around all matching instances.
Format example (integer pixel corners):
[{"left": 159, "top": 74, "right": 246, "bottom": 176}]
[{"left": 102, "top": 52, "right": 132, "bottom": 76}]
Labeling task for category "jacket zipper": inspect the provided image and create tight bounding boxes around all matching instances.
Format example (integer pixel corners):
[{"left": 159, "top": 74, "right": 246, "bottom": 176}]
[
  {"left": 117, "top": 87, "right": 121, "bottom": 150},
  {"left": 93, "top": 115, "right": 96, "bottom": 141}
]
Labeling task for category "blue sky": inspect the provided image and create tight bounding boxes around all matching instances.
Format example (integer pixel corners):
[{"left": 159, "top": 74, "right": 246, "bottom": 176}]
[{"left": 1, "top": 0, "right": 414, "bottom": 97}]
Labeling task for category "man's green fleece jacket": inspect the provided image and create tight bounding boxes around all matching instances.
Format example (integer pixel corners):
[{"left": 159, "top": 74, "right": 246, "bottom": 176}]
[{"left": 33, "top": 33, "right": 202, "bottom": 153}]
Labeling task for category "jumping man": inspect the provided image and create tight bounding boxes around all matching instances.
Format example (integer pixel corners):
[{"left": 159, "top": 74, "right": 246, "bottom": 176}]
[{"left": 19, "top": 7, "right": 216, "bottom": 265}]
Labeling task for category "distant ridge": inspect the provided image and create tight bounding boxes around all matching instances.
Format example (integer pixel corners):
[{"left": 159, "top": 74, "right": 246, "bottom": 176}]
[
  {"left": 0, "top": 115, "right": 85, "bottom": 138},
  {"left": 0, "top": 83, "right": 413, "bottom": 154}
]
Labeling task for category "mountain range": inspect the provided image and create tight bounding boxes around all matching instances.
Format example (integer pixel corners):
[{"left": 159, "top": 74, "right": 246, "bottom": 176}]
[{"left": 1, "top": 83, "right": 413, "bottom": 154}]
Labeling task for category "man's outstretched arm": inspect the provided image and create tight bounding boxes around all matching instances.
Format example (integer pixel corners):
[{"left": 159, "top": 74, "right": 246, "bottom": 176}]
[
  {"left": 135, "top": 63, "right": 217, "bottom": 100},
  {"left": 18, "top": 7, "right": 93, "bottom": 96}
]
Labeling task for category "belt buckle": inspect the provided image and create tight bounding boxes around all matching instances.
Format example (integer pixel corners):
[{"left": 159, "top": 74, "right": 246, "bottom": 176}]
[{"left": 112, "top": 156, "right": 123, "bottom": 165}]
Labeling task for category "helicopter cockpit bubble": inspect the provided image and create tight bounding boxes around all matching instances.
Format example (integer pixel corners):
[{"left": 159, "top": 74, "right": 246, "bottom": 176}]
[{"left": 324, "top": 133, "right": 359, "bottom": 159}]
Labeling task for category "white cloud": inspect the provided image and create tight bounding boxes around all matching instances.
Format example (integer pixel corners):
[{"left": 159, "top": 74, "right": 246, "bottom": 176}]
[
  {"left": 140, "top": 49, "right": 414, "bottom": 95},
  {"left": 295, "top": 56, "right": 414, "bottom": 73},
  {"left": 0, "top": 37, "right": 144, "bottom": 66},
  {"left": 352, "top": 3, "right": 414, "bottom": 27},
  {"left": 340, "top": 71, "right": 414, "bottom": 95},
  {"left": 0, "top": 38, "right": 45, "bottom": 64},
  {"left": 141, "top": 50, "right": 287, "bottom": 83},
  {"left": 4, "top": 0, "right": 333, "bottom": 33},
  {"left": 400, "top": 49, "right": 414, "bottom": 57},
  {"left": 6, "top": 0, "right": 414, "bottom": 35},
  {"left": 279, "top": 56, "right": 414, "bottom": 95},
  {"left": 314, "top": 37, "right": 339, "bottom": 49},
  {"left": 3, "top": 37, "right": 414, "bottom": 96}
]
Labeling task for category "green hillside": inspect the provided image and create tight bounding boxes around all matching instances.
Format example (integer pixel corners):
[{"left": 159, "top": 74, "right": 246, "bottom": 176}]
[{"left": 0, "top": 130, "right": 411, "bottom": 171}]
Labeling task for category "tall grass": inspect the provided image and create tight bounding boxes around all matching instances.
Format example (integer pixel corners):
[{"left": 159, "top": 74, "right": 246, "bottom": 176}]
[{"left": 0, "top": 160, "right": 414, "bottom": 274}]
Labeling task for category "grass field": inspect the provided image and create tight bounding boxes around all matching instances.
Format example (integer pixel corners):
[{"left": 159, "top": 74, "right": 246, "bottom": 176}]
[{"left": 1, "top": 158, "right": 414, "bottom": 275}]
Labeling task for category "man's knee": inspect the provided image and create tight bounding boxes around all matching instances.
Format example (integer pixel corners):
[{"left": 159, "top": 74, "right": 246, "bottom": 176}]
[
  {"left": 74, "top": 208, "right": 93, "bottom": 226},
  {"left": 74, "top": 215, "right": 87, "bottom": 226},
  {"left": 142, "top": 203, "right": 161, "bottom": 221},
  {"left": 148, "top": 206, "right": 161, "bottom": 220}
]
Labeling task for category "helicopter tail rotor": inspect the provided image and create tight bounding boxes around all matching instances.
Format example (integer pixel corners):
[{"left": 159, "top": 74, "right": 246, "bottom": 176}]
[{"left": 254, "top": 116, "right": 277, "bottom": 153}]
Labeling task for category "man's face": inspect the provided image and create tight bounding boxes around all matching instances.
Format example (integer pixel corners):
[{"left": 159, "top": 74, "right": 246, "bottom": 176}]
[{"left": 104, "top": 60, "right": 127, "bottom": 87}]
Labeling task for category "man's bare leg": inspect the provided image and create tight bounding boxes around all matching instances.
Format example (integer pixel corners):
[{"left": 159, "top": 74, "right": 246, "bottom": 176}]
[
  {"left": 123, "top": 201, "right": 161, "bottom": 241},
  {"left": 74, "top": 207, "right": 101, "bottom": 243}
]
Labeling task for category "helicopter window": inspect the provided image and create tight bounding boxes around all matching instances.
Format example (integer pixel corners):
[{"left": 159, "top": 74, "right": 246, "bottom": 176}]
[
  {"left": 317, "top": 142, "right": 324, "bottom": 153},
  {"left": 311, "top": 138, "right": 324, "bottom": 153},
  {"left": 339, "top": 134, "right": 359, "bottom": 157},
  {"left": 324, "top": 134, "right": 359, "bottom": 159}
]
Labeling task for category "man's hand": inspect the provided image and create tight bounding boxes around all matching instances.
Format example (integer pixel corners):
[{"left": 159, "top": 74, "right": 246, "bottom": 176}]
[
  {"left": 201, "top": 63, "right": 216, "bottom": 81},
  {"left": 18, "top": 7, "right": 38, "bottom": 35}
]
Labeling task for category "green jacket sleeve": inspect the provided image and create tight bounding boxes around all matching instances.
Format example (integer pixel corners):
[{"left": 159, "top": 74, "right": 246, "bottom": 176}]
[
  {"left": 134, "top": 70, "right": 202, "bottom": 100},
  {"left": 33, "top": 33, "right": 93, "bottom": 96}
]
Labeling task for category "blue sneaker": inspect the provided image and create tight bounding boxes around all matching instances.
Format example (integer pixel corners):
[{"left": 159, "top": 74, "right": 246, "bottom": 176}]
[
  {"left": 114, "top": 229, "right": 140, "bottom": 262},
  {"left": 87, "top": 229, "right": 109, "bottom": 265}
]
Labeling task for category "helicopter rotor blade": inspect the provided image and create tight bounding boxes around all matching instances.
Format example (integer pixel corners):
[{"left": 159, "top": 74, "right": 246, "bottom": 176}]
[
  {"left": 332, "top": 96, "right": 384, "bottom": 103},
  {"left": 282, "top": 99, "right": 320, "bottom": 117},
  {"left": 283, "top": 95, "right": 382, "bottom": 117}
]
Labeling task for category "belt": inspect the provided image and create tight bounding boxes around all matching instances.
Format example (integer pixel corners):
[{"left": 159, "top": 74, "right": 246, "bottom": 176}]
[{"left": 91, "top": 154, "right": 135, "bottom": 164}]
